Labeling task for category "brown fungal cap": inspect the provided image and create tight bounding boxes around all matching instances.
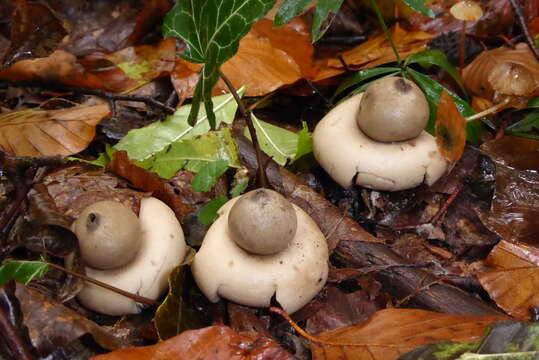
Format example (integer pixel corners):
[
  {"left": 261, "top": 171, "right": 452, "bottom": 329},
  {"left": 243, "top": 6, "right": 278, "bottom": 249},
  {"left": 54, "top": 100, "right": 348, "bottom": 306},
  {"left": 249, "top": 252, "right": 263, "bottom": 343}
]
[
  {"left": 450, "top": 1, "right": 483, "bottom": 21},
  {"left": 488, "top": 62, "right": 537, "bottom": 97},
  {"left": 228, "top": 188, "right": 297, "bottom": 255},
  {"left": 73, "top": 201, "right": 141, "bottom": 270},
  {"left": 357, "top": 76, "right": 429, "bottom": 142}
]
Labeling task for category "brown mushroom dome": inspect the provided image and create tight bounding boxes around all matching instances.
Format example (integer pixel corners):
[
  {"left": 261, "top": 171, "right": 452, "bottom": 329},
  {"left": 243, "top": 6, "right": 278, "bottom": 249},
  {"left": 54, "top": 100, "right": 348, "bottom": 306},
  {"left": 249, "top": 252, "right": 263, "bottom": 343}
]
[
  {"left": 228, "top": 189, "right": 297, "bottom": 255},
  {"left": 72, "top": 201, "right": 141, "bottom": 270},
  {"left": 488, "top": 62, "right": 537, "bottom": 98},
  {"left": 357, "top": 76, "right": 429, "bottom": 142}
]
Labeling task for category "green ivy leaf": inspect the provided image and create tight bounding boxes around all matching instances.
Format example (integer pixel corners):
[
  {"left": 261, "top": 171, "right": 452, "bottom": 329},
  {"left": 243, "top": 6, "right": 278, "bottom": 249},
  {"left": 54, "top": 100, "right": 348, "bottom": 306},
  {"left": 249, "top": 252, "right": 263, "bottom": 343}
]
[
  {"left": 163, "top": 0, "right": 275, "bottom": 128},
  {"left": 191, "top": 160, "right": 229, "bottom": 192},
  {"left": 527, "top": 96, "right": 539, "bottom": 107},
  {"left": 332, "top": 67, "right": 401, "bottom": 100},
  {"left": 0, "top": 260, "right": 48, "bottom": 286},
  {"left": 407, "top": 68, "right": 482, "bottom": 144},
  {"left": 274, "top": 0, "right": 312, "bottom": 26},
  {"left": 140, "top": 127, "right": 240, "bottom": 179},
  {"left": 115, "top": 90, "right": 242, "bottom": 161},
  {"left": 405, "top": 50, "right": 464, "bottom": 92},
  {"left": 198, "top": 196, "right": 229, "bottom": 225},
  {"left": 399, "top": 0, "right": 435, "bottom": 18},
  {"left": 153, "top": 250, "right": 203, "bottom": 341},
  {"left": 292, "top": 122, "right": 313, "bottom": 162}
]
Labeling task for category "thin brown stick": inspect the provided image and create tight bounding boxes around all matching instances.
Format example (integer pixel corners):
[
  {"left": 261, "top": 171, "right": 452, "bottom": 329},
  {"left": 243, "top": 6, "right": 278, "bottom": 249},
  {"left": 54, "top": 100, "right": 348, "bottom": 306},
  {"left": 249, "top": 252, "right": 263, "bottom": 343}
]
[
  {"left": 219, "top": 70, "right": 268, "bottom": 188},
  {"left": 47, "top": 263, "right": 161, "bottom": 307},
  {"left": 508, "top": 0, "right": 539, "bottom": 61},
  {"left": 0, "top": 303, "right": 35, "bottom": 360},
  {"left": 459, "top": 21, "right": 466, "bottom": 74},
  {"left": 395, "top": 278, "right": 444, "bottom": 307},
  {"left": 269, "top": 307, "right": 398, "bottom": 348}
]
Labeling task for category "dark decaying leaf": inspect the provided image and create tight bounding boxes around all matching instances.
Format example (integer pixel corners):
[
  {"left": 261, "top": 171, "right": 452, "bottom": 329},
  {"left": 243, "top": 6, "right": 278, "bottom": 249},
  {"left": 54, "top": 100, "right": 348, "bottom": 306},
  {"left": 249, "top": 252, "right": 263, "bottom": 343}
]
[
  {"left": 15, "top": 283, "right": 123, "bottom": 357},
  {"left": 479, "top": 137, "right": 539, "bottom": 245},
  {"left": 2, "top": 0, "right": 66, "bottom": 67},
  {"left": 92, "top": 325, "right": 293, "bottom": 360},
  {"left": 106, "top": 151, "right": 196, "bottom": 221},
  {"left": 310, "top": 308, "right": 506, "bottom": 360},
  {"left": 399, "top": 320, "right": 539, "bottom": 359},
  {"left": 153, "top": 249, "right": 205, "bottom": 341},
  {"left": 305, "top": 285, "right": 386, "bottom": 335},
  {"left": 42, "top": 165, "right": 144, "bottom": 221}
]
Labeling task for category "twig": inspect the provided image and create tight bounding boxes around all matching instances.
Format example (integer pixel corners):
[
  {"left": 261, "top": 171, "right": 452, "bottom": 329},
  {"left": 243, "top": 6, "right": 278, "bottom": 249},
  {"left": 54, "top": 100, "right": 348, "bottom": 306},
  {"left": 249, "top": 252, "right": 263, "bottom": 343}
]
[
  {"left": 0, "top": 80, "right": 176, "bottom": 114},
  {"left": 430, "top": 182, "right": 463, "bottom": 225},
  {"left": 395, "top": 278, "right": 444, "bottom": 307},
  {"left": 305, "top": 79, "right": 331, "bottom": 105},
  {"left": 46, "top": 262, "right": 161, "bottom": 307},
  {"left": 508, "top": 0, "right": 539, "bottom": 61},
  {"left": 0, "top": 303, "right": 35, "bottom": 360},
  {"left": 219, "top": 70, "right": 268, "bottom": 188},
  {"left": 269, "top": 307, "right": 398, "bottom": 348}
]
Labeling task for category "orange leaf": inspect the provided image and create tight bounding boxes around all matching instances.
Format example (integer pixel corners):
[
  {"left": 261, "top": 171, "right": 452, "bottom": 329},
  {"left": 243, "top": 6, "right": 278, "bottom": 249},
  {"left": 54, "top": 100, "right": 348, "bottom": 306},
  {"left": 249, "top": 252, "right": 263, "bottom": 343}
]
[
  {"left": 463, "top": 44, "right": 539, "bottom": 100},
  {"left": 477, "top": 240, "right": 539, "bottom": 320},
  {"left": 311, "top": 308, "right": 506, "bottom": 360},
  {"left": 171, "top": 18, "right": 314, "bottom": 99},
  {"left": 314, "top": 24, "right": 434, "bottom": 82},
  {"left": 92, "top": 325, "right": 293, "bottom": 360},
  {"left": 435, "top": 90, "right": 466, "bottom": 163},
  {"left": 0, "top": 103, "right": 110, "bottom": 157}
]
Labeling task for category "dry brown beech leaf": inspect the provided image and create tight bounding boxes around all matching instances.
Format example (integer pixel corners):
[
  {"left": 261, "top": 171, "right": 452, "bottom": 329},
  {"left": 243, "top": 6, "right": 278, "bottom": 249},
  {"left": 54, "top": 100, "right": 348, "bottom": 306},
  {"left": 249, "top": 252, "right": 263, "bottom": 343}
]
[
  {"left": 92, "top": 325, "right": 293, "bottom": 360},
  {"left": 172, "top": 18, "right": 314, "bottom": 100},
  {"left": 314, "top": 24, "right": 434, "bottom": 82},
  {"left": 15, "top": 283, "right": 123, "bottom": 357},
  {"left": 463, "top": 44, "right": 539, "bottom": 100},
  {"left": 477, "top": 240, "right": 539, "bottom": 320},
  {"left": 0, "top": 103, "right": 110, "bottom": 157},
  {"left": 310, "top": 308, "right": 506, "bottom": 360}
]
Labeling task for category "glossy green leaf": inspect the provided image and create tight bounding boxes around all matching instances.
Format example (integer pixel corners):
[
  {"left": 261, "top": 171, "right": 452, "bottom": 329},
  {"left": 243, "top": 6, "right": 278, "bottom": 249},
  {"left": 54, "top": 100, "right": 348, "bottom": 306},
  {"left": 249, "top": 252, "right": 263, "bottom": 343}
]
[
  {"left": 292, "top": 122, "right": 313, "bottom": 162},
  {"left": 0, "top": 260, "right": 48, "bottom": 286},
  {"left": 68, "top": 144, "right": 116, "bottom": 168},
  {"left": 311, "top": 0, "right": 345, "bottom": 41},
  {"left": 399, "top": 0, "right": 435, "bottom": 18},
  {"left": 407, "top": 68, "right": 482, "bottom": 144},
  {"left": 154, "top": 250, "right": 203, "bottom": 341},
  {"left": 140, "top": 128, "right": 239, "bottom": 179},
  {"left": 230, "top": 181, "right": 248, "bottom": 198},
  {"left": 405, "top": 50, "right": 463, "bottom": 91},
  {"left": 115, "top": 90, "right": 242, "bottom": 161},
  {"left": 246, "top": 115, "right": 298, "bottom": 165},
  {"left": 333, "top": 67, "right": 401, "bottom": 100},
  {"left": 191, "top": 160, "right": 229, "bottom": 192},
  {"left": 163, "top": 0, "right": 274, "bottom": 128},
  {"left": 198, "top": 196, "right": 229, "bottom": 225},
  {"left": 527, "top": 97, "right": 539, "bottom": 107},
  {"left": 274, "top": 0, "right": 312, "bottom": 26}
]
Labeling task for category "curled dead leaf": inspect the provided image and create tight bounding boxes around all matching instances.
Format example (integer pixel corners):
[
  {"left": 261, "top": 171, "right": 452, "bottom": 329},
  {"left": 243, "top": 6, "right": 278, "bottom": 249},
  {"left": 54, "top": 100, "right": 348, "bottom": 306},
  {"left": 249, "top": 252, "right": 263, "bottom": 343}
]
[
  {"left": 0, "top": 103, "right": 110, "bottom": 157},
  {"left": 435, "top": 90, "right": 466, "bottom": 163}
]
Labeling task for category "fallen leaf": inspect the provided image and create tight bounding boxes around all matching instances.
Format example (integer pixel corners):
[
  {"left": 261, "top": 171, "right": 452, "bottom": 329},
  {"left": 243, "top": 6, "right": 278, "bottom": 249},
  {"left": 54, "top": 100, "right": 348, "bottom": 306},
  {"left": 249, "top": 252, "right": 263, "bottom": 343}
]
[
  {"left": 435, "top": 90, "right": 467, "bottom": 163},
  {"left": 92, "top": 325, "right": 293, "bottom": 360},
  {"left": 310, "top": 308, "right": 506, "bottom": 360},
  {"left": 106, "top": 151, "right": 195, "bottom": 221},
  {"left": 2, "top": 0, "right": 66, "bottom": 67},
  {"left": 15, "top": 283, "right": 123, "bottom": 357},
  {"left": 477, "top": 240, "right": 539, "bottom": 320},
  {"left": 314, "top": 24, "right": 434, "bottom": 82},
  {"left": 42, "top": 165, "right": 145, "bottom": 220},
  {"left": 171, "top": 18, "right": 314, "bottom": 98},
  {"left": 0, "top": 103, "right": 110, "bottom": 157},
  {"left": 463, "top": 44, "right": 539, "bottom": 101}
]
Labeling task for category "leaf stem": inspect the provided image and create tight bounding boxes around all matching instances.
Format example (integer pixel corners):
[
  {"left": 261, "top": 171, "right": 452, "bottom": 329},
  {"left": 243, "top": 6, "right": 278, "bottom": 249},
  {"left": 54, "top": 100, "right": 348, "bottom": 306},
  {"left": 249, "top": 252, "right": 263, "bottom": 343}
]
[
  {"left": 219, "top": 70, "right": 268, "bottom": 188},
  {"left": 370, "top": 0, "right": 402, "bottom": 67},
  {"left": 47, "top": 262, "right": 161, "bottom": 307}
]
